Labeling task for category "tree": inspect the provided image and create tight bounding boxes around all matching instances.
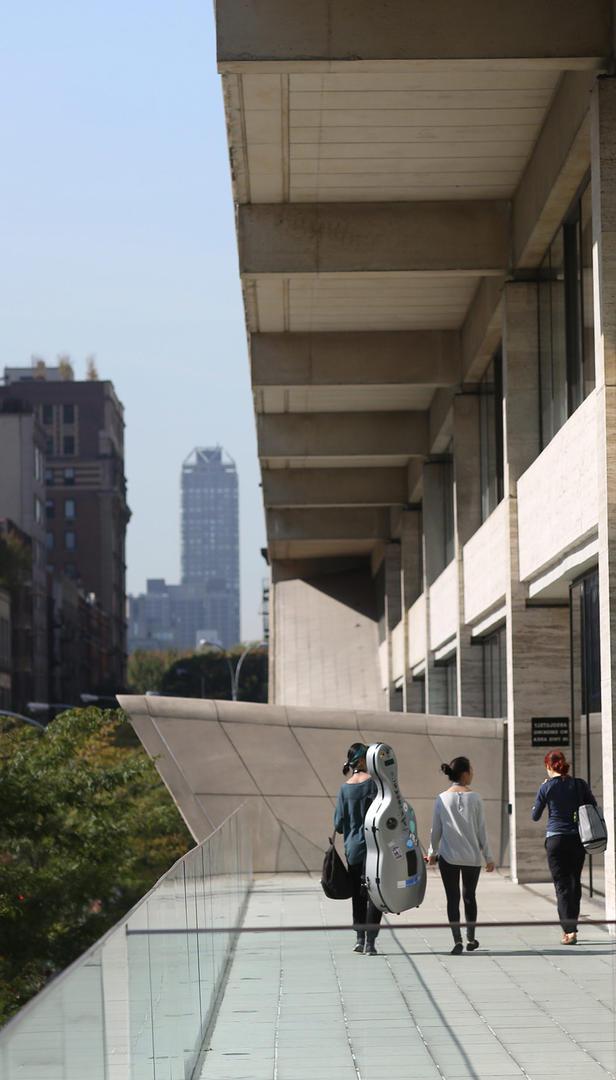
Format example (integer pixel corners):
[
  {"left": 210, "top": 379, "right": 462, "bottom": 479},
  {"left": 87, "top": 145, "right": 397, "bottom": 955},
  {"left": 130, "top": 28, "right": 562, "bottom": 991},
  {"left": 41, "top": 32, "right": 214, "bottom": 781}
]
[
  {"left": 127, "top": 649, "right": 184, "bottom": 694},
  {"left": 161, "top": 647, "right": 268, "bottom": 702},
  {"left": 0, "top": 708, "right": 193, "bottom": 1024},
  {"left": 0, "top": 532, "right": 31, "bottom": 590},
  {"left": 86, "top": 355, "right": 99, "bottom": 380}
]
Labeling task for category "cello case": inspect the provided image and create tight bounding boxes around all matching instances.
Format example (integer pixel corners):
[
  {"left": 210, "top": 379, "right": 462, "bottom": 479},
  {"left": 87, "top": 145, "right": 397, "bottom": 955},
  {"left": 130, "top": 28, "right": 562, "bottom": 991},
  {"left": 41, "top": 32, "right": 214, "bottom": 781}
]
[{"left": 364, "top": 742, "right": 427, "bottom": 914}]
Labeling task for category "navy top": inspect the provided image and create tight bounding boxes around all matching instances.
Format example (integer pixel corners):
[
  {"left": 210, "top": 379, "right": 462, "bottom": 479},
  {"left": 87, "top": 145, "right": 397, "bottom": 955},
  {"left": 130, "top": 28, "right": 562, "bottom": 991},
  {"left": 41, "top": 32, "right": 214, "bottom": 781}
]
[
  {"left": 334, "top": 778, "right": 377, "bottom": 866},
  {"left": 531, "top": 775, "right": 596, "bottom": 836}
]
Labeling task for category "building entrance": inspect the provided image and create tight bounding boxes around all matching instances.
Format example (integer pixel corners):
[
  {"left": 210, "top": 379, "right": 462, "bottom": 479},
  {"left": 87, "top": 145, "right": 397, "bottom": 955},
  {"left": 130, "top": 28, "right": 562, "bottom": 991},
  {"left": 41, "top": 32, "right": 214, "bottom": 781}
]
[{"left": 570, "top": 568, "right": 603, "bottom": 896}]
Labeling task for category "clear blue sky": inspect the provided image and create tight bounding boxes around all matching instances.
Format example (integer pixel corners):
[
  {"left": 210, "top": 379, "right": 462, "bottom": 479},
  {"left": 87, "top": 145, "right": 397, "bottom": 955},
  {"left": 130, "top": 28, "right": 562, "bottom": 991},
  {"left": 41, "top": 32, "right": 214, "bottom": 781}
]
[{"left": 0, "top": 1, "right": 266, "bottom": 639}]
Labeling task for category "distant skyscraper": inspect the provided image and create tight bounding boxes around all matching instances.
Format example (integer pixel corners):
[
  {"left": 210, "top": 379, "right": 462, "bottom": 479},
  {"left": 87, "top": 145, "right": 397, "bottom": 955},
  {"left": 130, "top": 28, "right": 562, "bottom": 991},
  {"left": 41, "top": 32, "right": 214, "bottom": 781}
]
[{"left": 181, "top": 447, "right": 239, "bottom": 647}]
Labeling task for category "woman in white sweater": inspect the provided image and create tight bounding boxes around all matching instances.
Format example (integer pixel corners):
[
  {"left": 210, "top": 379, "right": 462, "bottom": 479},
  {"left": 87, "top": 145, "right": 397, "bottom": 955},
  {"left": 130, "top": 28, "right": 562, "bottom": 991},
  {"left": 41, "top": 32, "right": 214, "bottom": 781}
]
[{"left": 428, "top": 756, "right": 494, "bottom": 954}]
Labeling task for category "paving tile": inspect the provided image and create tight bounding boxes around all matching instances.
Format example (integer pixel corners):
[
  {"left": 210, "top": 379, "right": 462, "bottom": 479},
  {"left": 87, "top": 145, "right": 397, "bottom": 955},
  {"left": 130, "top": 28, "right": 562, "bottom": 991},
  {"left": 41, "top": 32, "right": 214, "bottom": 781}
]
[{"left": 197, "top": 874, "right": 616, "bottom": 1079}]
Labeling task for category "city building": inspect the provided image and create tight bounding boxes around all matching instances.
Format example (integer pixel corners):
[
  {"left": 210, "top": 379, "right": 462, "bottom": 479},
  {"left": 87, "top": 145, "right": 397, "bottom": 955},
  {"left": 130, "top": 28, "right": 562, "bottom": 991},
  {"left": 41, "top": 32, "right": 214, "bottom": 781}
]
[
  {"left": 211, "top": 2, "right": 616, "bottom": 918},
  {"left": 181, "top": 447, "right": 240, "bottom": 648},
  {"left": 1, "top": 363, "right": 130, "bottom": 687},
  {"left": 128, "top": 577, "right": 212, "bottom": 652},
  {"left": 0, "top": 401, "right": 48, "bottom": 703}
]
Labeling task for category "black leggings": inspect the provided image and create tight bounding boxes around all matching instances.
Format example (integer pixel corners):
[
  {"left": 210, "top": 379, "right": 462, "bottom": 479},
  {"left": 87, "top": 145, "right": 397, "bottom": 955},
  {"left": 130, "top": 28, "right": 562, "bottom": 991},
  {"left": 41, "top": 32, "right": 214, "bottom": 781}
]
[
  {"left": 546, "top": 833, "right": 586, "bottom": 933},
  {"left": 348, "top": 861, "right": 383, "bottom": 943},
  {"left": 438, "top": 858, "right": 481, "bottom": 943}
]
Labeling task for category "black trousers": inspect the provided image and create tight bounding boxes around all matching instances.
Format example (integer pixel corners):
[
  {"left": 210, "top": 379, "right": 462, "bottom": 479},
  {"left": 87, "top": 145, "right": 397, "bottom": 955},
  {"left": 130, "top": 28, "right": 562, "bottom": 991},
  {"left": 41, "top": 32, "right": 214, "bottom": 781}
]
[
  {"left": 438, "top": 857, "right": 482, "bottom": 944},
  {"left": 546, "top": 833, "right": 586, "bottom": 933},
  {"left": 348, "top": 861, "right": 383, "bottom": 943}
]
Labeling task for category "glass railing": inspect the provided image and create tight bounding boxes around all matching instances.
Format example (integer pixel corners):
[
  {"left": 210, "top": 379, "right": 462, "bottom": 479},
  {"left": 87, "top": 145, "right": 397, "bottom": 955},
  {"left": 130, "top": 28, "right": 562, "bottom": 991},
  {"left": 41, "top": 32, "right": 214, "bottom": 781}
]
[{"left": 0, "top": 804, "right": 252, "bottom": 1080}]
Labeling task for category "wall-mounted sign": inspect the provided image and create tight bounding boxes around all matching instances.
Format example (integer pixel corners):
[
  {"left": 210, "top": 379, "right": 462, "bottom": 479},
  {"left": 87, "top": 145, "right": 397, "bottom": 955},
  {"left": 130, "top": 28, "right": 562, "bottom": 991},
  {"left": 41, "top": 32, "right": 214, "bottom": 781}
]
[{"left": 531, "top": 717, "right": 570, "bottom": 747}]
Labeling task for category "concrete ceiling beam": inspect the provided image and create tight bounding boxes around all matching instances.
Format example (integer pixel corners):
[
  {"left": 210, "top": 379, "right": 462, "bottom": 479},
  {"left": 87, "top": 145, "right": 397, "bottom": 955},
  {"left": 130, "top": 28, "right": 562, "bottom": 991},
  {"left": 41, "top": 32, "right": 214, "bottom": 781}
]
[
  {"left": 513, "top": 72, "right": 596, "bottom": 267},
  {"left": 216, "top": 0, "right": 610, "bottom": 69},
  {"left": 261, "top": 467, "right": 410, "bottom": 508},
  {"left": 267, "top": 507, "right": 391, "bottom": 543},
  {"left": 239, "top": 202, "right": 510, "bottom": 277},
  {"left": 257, "top": 411, "right": 429, "bottom": 461},
  {"left": 251, "top": 331, "right": 461, "bottom": 388}
]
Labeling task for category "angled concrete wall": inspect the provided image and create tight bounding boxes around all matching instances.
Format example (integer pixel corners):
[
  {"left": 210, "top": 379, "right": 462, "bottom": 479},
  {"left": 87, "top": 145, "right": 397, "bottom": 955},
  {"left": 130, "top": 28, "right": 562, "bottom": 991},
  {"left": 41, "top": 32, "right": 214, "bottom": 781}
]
[{"left": 118, "top": 696, "right": 507, "bottom": 874}]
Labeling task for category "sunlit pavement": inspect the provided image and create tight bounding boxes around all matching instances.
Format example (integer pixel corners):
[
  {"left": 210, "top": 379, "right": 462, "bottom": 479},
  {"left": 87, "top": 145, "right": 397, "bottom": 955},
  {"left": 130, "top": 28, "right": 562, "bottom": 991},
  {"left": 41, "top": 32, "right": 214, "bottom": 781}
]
[{"left": 198, "top": 872, "right": 615, "bottom": 1079}]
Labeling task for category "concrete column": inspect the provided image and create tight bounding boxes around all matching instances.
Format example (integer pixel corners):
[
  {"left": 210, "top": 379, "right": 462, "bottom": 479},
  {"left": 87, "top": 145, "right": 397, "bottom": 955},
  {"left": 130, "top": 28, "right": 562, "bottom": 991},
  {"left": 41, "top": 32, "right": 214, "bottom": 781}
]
[
  {"left": 400, "top": 509, "right": 424, "bottom": 711},
  {"left": 502, "top": 281, "right": 570, "bottom": 883},
  {"left": 591, "top": 75, "right": 616, "bottom": 919},
  {"left": 453, "top": 393, "right": 484, "bottom": 716},
  {"left": 423, "top": 462, "right": 453, "bottom": 714},
  {"left": 384, "top": 543, "right": 403, "bottom": 711}
]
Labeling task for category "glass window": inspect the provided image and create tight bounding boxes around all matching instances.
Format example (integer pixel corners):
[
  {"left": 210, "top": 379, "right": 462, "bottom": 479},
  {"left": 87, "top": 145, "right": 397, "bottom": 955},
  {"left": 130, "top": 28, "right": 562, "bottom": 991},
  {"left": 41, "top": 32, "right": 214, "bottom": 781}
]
[
  {"left": 65, "top": 530, "right": 76, "bottom": 551},
  {"left": 479, "top": 350, "right": 504, "bottom": 521},
  {"left": 63, "top": 403, "right": 75, "bottom": 424},
  {"left": 445, "top": 655, "right": 457, "bottom": 716},
  {"left": 482, "top": 626, "right": 507, "bottom": 718},
  {"left": 443, "top": 456, "right": 454, "bottom": 567},
  {"left": 46, "top": 435, "right": 54, "bottom": 455},
  {"left": 64, "top": 467, "right": 75, "bottom": 485},
  {"left": 580, "top": 184, "right": 595, "bottom": 398},
  {"left": 34, "top": 496, "right": 43, "bottom": 524},
  {"left": 539, "top": 180, "right": 595, "bottom": 448},
  {"left": 42, "top": 403, "right": 53, "bottom": 425},
  {"left": 63, "top": 435, "right": 75, "bottom": 456},
  {"left": 65, "top": 498, "right": 75, "bottom": 520},
  {"left": 45, "top": 468, "right": 54, "bottom": 485},
  {"left": 46, "top": 531, "right": 54, "bottom": 551},
  {"left": 46, "top": 499, "right": 55, "bottom": 520}
]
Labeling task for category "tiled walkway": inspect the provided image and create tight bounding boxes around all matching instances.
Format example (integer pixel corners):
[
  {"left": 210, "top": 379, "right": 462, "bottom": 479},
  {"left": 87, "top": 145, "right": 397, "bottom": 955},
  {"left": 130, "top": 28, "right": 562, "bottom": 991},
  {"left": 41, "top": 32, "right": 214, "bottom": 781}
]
[{"left": 199, "top": 872, "right": 616, "bottom": 1080}]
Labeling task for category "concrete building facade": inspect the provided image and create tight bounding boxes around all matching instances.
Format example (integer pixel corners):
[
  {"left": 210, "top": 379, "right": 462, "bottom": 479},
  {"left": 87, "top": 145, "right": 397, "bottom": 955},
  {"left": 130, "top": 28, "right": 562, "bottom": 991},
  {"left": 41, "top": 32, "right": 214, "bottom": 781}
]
[
  {"left": 0, "top": 402, "right": 48, "bottom": 703},
  {"left": 1, "top": 365, "right": 130, "bottom": 687},
  {"left": 215, "top": 2, "right": 616, "bottom": 914}
]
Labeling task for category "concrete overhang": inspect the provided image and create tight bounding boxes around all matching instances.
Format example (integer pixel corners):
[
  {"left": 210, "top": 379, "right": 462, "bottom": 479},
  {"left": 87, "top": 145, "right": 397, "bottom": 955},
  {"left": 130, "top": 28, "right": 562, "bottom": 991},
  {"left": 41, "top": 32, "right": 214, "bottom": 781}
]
[
  {"left": 216, "top": 0, "right": 610, "bottom": 68},
  {"left": 267, "top": 507, "right": 391, "bottom": 542},
  {"left": 239, "top": 202, "right": 510, "bottom": 276},
  {"left": 261, "top": 467, "right": 409, "bottom": 508},
  {"left": 257, "top": 410, "right": 429, "bottom": 466},
  {"left": 251, "top": 331, "right": 461, "bottom": 387}
]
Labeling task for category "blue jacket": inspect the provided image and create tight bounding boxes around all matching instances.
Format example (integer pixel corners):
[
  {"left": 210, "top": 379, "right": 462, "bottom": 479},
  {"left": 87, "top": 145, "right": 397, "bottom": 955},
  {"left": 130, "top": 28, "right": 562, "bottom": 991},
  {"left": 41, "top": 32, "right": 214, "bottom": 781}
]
[
  {"left": 334, "top": 778, "right": 377, "bottom": 866},
  {"left": 531, "top": 775, "right": 596, "bottom": 836}
]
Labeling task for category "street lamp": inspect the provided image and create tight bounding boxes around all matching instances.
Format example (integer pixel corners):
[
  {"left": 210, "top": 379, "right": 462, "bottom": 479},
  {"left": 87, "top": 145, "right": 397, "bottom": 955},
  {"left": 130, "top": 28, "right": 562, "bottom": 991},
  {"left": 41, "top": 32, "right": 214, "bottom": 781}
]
[
  {"left": 197, "top": 639, "right": 267, "bottom": 701},
  {"left": 0, "top": 709, "right": 45, "bottom": 731}
]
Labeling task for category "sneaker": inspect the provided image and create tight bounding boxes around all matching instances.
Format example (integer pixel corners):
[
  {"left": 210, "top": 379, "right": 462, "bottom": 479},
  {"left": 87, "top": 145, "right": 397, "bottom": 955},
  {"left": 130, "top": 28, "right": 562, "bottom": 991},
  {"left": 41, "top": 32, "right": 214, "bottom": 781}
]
[
  {"left": 466, "top": 940, "right": 480, "bottom": 952},
  {"left": 364, "top": 942, "right": 378, "bottom": 956},
  {"left": 450, "top": 942, "right": 464, "bottom": 955}
]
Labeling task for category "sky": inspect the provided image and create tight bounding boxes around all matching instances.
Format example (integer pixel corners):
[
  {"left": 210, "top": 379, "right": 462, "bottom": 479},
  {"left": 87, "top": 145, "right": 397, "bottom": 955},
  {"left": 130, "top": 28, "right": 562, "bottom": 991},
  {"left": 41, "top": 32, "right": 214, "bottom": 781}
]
[{"left": 0, "top": 1, "right": 266, "bottom": 640}]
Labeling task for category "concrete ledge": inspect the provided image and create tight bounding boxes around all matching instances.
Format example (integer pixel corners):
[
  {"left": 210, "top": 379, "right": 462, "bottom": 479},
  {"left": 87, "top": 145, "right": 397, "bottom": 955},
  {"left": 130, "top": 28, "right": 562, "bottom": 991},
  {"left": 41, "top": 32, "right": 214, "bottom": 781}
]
[
  {"left": 119, "top": 696, "right": 506, "bottom": 871},
  {"left": 217, "top": 0, "right": 610, "bottom": 66},
  {"left": 239, "top": 202, "right": 510, "bottom": 276}
]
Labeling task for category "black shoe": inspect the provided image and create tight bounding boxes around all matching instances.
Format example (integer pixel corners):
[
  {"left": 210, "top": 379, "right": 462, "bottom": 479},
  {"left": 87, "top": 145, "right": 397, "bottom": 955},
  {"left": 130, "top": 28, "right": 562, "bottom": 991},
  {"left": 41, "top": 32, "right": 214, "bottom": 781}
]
[
  {"left": 353, "top": 941, "right": 364, "bottom": 953},
  {"left": 364, "top": 942, "right": 378, "bottom": 956},
  {"left": 450, "top": 942, "right": 464, "bottom": 955},
  {"left": 466, "top": 940, "right": 479, "bottom": 952}
]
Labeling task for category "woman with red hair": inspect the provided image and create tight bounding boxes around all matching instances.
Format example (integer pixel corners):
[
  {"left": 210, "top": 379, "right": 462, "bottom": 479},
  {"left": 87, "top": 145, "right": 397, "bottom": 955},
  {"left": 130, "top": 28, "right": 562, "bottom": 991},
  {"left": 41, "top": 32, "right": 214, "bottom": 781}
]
[{"left": 532, "top": 750, "right": 597, "bottom": 944}]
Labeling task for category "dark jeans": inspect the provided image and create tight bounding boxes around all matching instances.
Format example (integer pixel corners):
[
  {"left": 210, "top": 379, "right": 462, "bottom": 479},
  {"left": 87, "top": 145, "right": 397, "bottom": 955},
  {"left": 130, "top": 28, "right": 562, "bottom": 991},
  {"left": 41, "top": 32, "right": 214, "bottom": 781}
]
[
  {"left": 348, "top": 861, "right": 383, "bottom": 944},
  {"left": 438, "top": 857, "right": 482, "bottom": 944},
  {"left": 546, "top": 833, "right": 586, "bottom": 933}
]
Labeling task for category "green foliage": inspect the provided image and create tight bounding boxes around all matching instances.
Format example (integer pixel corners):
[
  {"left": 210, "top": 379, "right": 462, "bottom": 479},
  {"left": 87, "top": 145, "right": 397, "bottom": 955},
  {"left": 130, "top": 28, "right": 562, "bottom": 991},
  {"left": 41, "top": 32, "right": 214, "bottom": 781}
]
[
  {"left": 0, "top": 534, "right": 31, "bottom": 590},
  {"left": 127, "top": 648, "right": 185, "bottom": 694},
  {"left": 161, "top": 649, "right": 268, "bottom": 702},
  {"left": 0, "top": 708, "right": 193, "bottom": 1024}
]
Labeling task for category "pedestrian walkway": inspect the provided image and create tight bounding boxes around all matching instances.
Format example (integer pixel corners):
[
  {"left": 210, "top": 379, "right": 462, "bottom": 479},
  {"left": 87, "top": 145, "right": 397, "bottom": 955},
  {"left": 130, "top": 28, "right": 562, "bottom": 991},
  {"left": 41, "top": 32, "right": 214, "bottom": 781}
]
[{"left": 199, "top": 871, "right": 615, "bottom": 1080}]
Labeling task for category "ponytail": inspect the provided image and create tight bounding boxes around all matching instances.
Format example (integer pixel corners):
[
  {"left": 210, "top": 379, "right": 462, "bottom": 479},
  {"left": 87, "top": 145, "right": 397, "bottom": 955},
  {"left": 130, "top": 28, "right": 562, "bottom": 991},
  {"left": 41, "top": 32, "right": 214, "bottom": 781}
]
[
  {"left": 441, "top": 756, "right": 471, "bottom": 783},
  {"left": 342, "top": 742, "right": 368, "bottom": 776}
]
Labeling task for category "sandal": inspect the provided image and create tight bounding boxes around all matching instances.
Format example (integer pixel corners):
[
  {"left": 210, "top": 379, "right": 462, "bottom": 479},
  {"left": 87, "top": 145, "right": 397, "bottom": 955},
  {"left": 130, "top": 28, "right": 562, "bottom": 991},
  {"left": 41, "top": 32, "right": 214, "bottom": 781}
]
[{"left": 561, "top": 932, "right": 577, "bottom": 945}]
